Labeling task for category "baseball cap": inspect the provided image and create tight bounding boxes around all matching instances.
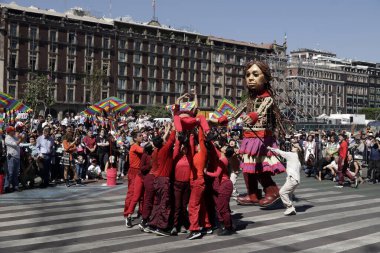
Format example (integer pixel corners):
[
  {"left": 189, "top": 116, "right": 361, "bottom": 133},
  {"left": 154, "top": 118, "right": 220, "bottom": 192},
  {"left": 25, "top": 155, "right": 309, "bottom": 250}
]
[{"left": 6, "top": 126, "right": 15, "bottom": 133}]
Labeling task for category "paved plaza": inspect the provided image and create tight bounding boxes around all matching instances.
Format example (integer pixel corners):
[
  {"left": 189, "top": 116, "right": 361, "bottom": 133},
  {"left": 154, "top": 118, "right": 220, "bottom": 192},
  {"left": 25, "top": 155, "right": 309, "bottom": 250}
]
[{"left": 1, "top": 175, "right": 380, "bottom": 253}]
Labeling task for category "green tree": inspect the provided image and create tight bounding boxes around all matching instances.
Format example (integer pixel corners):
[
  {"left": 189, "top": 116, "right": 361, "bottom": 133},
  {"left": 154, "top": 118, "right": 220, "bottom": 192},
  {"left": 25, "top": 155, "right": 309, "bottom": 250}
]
[
  {"left": 85, "top": 61, "right": 107, "bottom": 104},
  {"left": 24, "top": 74, "right": 56, "bottom": 117},
  {"left": 136, "top": 105, "right": 171, "bottom": 118},
  {"left": 359, "top": 108, "right": 380, "bottom": 120}
]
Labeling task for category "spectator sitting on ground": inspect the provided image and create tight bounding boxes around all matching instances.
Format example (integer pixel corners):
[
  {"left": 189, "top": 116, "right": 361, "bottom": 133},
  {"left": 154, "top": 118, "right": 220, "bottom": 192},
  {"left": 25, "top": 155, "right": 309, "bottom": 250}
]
[
  {"left": 323, "top": 156, "right": 340, "bottom": 181},
  {"left": 87, "top": 159, "right": 101, "bottom": 180},
  {"left": 303, "top": 154, "right": 316, "bottom": 177}
]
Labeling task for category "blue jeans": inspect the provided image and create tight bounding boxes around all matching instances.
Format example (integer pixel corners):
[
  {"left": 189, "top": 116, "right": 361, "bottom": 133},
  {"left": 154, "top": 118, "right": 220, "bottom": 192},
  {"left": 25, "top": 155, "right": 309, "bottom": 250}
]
[
  {"left": 75, "top": 163, "right": 85, "bottom": 180},
  {"left": 4, "top": 156, "right": 20, "bottom": 189}
]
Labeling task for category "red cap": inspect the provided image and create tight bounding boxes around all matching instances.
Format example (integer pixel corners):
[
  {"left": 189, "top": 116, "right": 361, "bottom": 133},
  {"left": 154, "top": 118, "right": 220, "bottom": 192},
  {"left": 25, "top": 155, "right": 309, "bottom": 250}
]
[{"left": 6, "top": 126, "right": 15, "bottom": 133}]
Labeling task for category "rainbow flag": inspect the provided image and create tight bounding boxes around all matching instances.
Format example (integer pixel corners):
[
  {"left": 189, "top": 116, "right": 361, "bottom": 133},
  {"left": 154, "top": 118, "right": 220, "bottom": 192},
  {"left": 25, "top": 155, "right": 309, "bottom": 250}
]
[
  {"left": 179, "top": 101, "right": 195, "bottom": 111},
  {"left": 82, "top": 105, "right": 103, "bottom": 116},
  {"left": 113, "top": 103, "right": 132, "bottom": 114},
  {"left": 0, "top": 92, "right": 13, "bottom": 107},
  {"left": 216, "top": 98, "right": 236, "bottom": 116},
  {"left": 210, "top": 98, "right": 236, "bottom": 119},
  {"left": 94, "top": 97, "right": 124, "bottom": 112},
  {"left": 7, "top": 100, "right": 32, "bottom": 113},
  {"left": 166, "top": 101, "right": 196, "bottom": 113}
]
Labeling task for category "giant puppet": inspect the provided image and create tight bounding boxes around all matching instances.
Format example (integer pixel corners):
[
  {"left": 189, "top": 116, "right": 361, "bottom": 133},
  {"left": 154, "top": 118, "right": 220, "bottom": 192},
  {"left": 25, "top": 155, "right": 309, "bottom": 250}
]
[{"left": 214, "top": 60, "right": 286, "bottom": 208}]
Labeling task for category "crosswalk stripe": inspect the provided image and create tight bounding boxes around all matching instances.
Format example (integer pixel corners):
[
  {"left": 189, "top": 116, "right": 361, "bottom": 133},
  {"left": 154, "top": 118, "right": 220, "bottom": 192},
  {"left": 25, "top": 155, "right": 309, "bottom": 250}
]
[
  {"left": 3, "top": 198, "right": 380, "bottom": 252},
  {"left": 0, "top": 202, "right": 123, "bottom": 219},
  {"left": 296, "top": 232, "right": 380, "bottom": 253},
  {"left": 0, "top": 193, "right": 369, "bottom": 239},
  {"left": 0, "top": 194, "right": 125, "bottom": 212},
  {"left": 33, "top": 206, "right": 380, "bottom": 253},
  {"left": 203, "top": 218, "right": 380, "bottom": 253}
]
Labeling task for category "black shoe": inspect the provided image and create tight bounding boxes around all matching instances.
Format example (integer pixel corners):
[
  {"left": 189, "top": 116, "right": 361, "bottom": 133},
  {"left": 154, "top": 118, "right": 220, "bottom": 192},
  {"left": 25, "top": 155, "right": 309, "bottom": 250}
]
[
  {"left": 125, "top": 217, "right": 132, "bottom": 228},
  {"left": 217, "top": 227, "right": 235, "bottom": 236},
  {"left": 186, "top": 231, "right": 202, "bottom": 240},
  {"left": 154, "top": 228, "right": 171, "bottom": 236},
  {"left": 138, "top": 219, "right": 147, "bottom": 231},
  {"left": 201, "top": 227, "right": 213, "bottom": 235},
  {"left": 65, "top": 180, "right": 71, "bottom": 187}
]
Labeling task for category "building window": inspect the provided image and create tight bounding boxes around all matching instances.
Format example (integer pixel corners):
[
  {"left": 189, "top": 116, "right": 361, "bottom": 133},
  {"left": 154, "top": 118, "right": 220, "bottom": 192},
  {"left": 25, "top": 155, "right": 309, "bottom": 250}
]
[
  {"left": 163, "top": 81, "right": 170, "bottom": 92},
  {"left": 119, "top": 64, "right": 126, "bottom": 76},
  {"left": 214, "top": 87, "right": 220, "bottom": 96},
  {"left": 149, "top": 55, "right": 156, "bottom": 65},
  {"left": 226, "top": 77, "right": 232, "bottom": 85},
  {"left": 177, "top": 59, "right": 183, "bottom": 68},
  {"left": 117, "top": 92, "right": 126, "bottom": 101},
  {"left": 201, "top": 73, "right": 208, "bottom": 83},
  {"left": 119, "top": 39, "right": 126, "bottom": 49},
  {"left": 237, "top": 89, "right": 242, "bottom": 97},
  {"left": 68, "top": 32, "right": 76, "bottom": 44},
  {"left": 190, "top": 49, "right": 196, "bottom": 58},
  {"left": 68, "top": 46, "right": 76, "bottom": 56},
  {"left": 177, "top": 47, "right": 183, "bottom": 56},
  {"left": 7, "top": 84, "right": 16, "bottom": 99},
  {"left": 67, "top": 59, "right": 75, "bottom": 74},
  {"left": 118, "top": 79, "right": 126, "bottom": 90},
  {"left": 201, "top": 85, "right": 207, "bottom": 95},
  {"left": 134, "top": 80, "right": 141, "bottom": 91},
  {"left": 102, "top": 63, "right": 109, "bottom": 76},
  {"left": 176, "top": 82, "right": 184, "bottom": 93},
  {"left": 164, "top": 45, "right": 170, "bottom": 55},
  {"left": 148, "top": 80, "right": 156, "bottom": 90},
  {"left": 85, "top": 88, "right": 91, "bottom": 103},
  {"left": 225, "top": 88, "right": 231, "bottom": 96},
  {"left": 163, "top": 57, "right": 170, "bottom": 67},
  {"left": 119, "top": 52, "right": 127, "bottom": 62},
  {"left": 146, "top": 67, "right": 155, "bottom": 78},
  {"left": 163, "top": 69, "right": 170, "bottom": 79},
  {"left": 134, "top": 94, "right": 140, "bottom": 104},
  {"left": 201, "top": 62, "right": 208, "bottom": 71},
  {"left": 9, "top": 53, "right": 17, "bottom": 69},
  {"left": 67, "top": 75, "right": 75, "bottom": 84},
  {"left": 148, "top": 94, "right": 155, "bottom": 105},
  {"left": 189, "top": 71, "right": 196, "bottom": 82},
  {"left": 134, "top": 66, "right": 141, "bottom": 77},
  {"left": 134, "top": 54, "right": 141, "bottom": 63},
  {"left": 200, "top": 98, "right": 208, "bottom": 107},
  {"left": 150, "top": 44, "right": 156, "bottom": 53},
  {"left": 176, "top": 70, "right": 183, "bottom": 81},
  {"left": 103, "top": 37, "right": 110, "bottom": 49},
  {"left": 102, "top": 91, "right": 108, "bottom": 99},
  {"left": 134, "top": 41, "right": 141, "bottom": 51},
  {"left": 10, "top": 23, "right": 17, "bottom": 37},
  {"left": 162, "top": 95, "right": 168, "bottom": 104},
  {"left": 29, "top": 55, "right": 37, "bottom": 71},
  {"left": 67, "top": 86, "right": 74, "bottom": 102},
  {"left": 190, "top": 60, "right": 196, "bottom": 70}
]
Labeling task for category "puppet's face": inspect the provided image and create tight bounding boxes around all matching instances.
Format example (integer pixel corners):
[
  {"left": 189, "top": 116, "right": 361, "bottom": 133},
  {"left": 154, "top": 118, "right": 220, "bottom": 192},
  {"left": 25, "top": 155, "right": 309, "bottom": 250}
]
[{"left": 245, "top": 64, "right": 266, "bottom": 92}]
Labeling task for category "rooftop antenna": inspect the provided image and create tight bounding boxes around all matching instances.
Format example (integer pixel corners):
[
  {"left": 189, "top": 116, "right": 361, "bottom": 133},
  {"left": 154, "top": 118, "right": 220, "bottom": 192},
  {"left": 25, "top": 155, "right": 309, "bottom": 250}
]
[
  {"left": 152, "top": 0, "right": 157, "bottom": 21},
  {"left": 109, "top": 0, "right": 112, "bottom": 18}
]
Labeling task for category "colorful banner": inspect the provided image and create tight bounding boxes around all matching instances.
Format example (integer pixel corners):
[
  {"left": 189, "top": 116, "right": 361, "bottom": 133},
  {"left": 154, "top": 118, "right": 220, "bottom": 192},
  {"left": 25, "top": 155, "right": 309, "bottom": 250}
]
[
  {"left": 211, "top": 98, "right": 236, "bottom": 119},
  {"left": 0, "top": 92, "right": 32, "bottom": 113},
  {"left": 113, "top": 103, "right": 132, "bottom": 114},
  {"left": 94, "top": 97, "right": 124, "bottom": 112}
]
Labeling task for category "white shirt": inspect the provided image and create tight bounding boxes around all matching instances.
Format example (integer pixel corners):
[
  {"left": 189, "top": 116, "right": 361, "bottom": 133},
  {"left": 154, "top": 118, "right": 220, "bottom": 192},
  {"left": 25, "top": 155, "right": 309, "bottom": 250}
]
[
  {"left": 5, "top": 135, "right": 20, "bottom": 159},
  {"left": 269, "top": 147, "right": 301, "bottom": 183}
]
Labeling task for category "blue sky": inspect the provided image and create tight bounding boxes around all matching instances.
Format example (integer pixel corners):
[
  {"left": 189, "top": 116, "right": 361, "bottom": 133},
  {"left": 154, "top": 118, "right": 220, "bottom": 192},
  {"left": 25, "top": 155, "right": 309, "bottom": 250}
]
[{"left": 3, "top": 0, "right": 379, "bottom": 62}]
